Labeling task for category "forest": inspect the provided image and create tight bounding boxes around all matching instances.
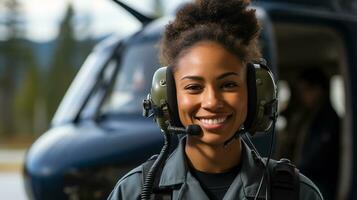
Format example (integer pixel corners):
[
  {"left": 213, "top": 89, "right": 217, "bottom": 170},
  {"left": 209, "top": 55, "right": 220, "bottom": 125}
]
[{"left": 0, "top": 0, "right": 96, "bottom": 144}]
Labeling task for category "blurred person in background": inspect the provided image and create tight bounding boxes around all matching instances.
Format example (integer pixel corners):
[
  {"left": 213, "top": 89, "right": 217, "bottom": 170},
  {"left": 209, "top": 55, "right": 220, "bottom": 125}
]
[{"left": 277, "top": 67, "right": 340, "bottom": 200}]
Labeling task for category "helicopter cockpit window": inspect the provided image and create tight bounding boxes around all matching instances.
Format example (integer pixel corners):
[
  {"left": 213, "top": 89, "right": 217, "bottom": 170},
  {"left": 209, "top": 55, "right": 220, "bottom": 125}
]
[{"left": 101, "top": 40, "right": 160, "bottom": 116}]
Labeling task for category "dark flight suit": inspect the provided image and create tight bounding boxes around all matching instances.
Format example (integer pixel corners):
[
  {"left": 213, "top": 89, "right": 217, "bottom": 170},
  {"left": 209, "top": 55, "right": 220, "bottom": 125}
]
[{"left": 108, "top": 138, "right": 323, "bottom": 200}]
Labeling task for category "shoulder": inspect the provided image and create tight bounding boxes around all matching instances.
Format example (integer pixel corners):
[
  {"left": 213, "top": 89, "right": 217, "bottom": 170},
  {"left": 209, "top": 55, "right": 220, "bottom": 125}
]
[
  {"left": 107, "top": 165, "right": 143, "bottom": 200},
  {"left": 298, "top": 173, "right": 324, "bottom": 200},
  {"left": 267, "top": 159, "right": 323, "bottom": 200}
]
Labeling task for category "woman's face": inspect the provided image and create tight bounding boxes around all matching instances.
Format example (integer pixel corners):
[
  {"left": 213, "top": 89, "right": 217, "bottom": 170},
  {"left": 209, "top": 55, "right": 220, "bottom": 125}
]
[{"left": 174, "top": 41, "right": 248, "bottom": 146}]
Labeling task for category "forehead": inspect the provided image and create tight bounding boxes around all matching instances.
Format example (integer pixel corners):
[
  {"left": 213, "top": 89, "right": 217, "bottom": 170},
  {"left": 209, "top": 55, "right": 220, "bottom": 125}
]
[{"left": 175, "top": 41, "right": 244, "bottom": 77}]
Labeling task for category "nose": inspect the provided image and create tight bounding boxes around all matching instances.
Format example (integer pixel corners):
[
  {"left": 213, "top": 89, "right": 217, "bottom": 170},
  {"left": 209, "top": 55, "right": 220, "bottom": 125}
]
[{"left": 201, "top": 87, "right": 223, "bottom": 111}]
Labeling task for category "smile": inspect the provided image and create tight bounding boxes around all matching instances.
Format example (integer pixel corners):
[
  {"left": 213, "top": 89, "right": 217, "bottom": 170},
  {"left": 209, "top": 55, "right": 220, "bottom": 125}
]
[
  {"left": 197, "top": 115, "right": 231, "bottom": 132},
  {"left": 195, "top": 115, "right": 232, "bottom": 131},
  {"left": 199, "top": 117, "right": 227, "bottom": 125}
]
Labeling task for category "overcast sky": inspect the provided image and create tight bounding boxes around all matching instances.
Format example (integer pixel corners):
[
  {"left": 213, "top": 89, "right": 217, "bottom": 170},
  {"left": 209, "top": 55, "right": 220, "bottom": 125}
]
[
  {"left": 8, "top": 0, "right": 190, "bottom": 42},
  {"left": 20, "top": 0, "right": 146, "bottom": 42}
]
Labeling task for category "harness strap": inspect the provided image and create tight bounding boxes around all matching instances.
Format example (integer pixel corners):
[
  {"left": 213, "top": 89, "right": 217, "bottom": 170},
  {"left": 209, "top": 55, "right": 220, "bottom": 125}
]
[{"left": 270, "top": 158, "right": 300, "bottom": 200}]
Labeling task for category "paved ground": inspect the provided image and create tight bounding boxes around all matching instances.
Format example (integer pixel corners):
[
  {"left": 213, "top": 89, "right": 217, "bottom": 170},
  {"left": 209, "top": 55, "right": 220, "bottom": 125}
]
[
  {"left": 0, "top": 172, "right": 27, "bottom": 200},
  {"left": 0, "top": 149, "right": 28, "bottom": 200},
  {"left": 0, "top": 149, "right": 26, "bottom": 171}
]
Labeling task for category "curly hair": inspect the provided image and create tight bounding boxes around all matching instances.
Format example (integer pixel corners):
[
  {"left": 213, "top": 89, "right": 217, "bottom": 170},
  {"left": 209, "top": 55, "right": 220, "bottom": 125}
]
[{"left": 160, "top": 0, "right": 261, "bottom": 67}]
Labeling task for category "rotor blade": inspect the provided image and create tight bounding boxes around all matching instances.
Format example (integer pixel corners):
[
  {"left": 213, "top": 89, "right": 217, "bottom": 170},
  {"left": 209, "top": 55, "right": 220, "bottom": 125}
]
[{"left": 112, "top": 0, "right": 154, "bottom": 25}]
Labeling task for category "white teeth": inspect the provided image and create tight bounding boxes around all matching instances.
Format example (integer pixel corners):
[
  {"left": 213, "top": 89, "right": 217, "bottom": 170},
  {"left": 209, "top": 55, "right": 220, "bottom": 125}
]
[{"left": 200, "top": 117, "right": 227, "bottom": 125}]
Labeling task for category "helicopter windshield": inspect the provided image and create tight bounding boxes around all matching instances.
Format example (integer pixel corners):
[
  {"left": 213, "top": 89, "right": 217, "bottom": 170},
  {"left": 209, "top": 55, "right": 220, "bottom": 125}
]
[{"left": 101, "top": 39, "right": 160, "bottom": 116}]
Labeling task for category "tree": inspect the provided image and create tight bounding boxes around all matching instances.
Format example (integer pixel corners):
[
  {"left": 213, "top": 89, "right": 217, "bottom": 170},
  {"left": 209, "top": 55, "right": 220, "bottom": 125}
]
[
  {"left": 14, "top": 64, "right": 43, "bottom": 135},
  {"left": 0, "top": 0, "right": 37, "bottom": 136},
  {"left": 153, "top": 0, "right": 164, "bottom": 16},
  {"left": 46, "top": 4, "right": 80, "bottom": 119}
]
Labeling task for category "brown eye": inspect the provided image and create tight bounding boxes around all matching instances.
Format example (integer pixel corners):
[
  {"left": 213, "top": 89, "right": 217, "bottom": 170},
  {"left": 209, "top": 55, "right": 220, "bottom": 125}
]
[
  {"left": 184, "top": 84, "right": 203, "bottom": 93},
  {"left": 221, "top": 81, "right": 238, "bottom": 90}
]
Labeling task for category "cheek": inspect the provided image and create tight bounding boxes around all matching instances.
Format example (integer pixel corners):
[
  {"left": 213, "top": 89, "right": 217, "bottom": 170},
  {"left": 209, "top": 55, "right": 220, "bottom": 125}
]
[
  {"left": 230, "top": 91, "right": 248, "bottom": 120},
  {"left": 176, "top": 92, "right": 197, "bottom": 125}
]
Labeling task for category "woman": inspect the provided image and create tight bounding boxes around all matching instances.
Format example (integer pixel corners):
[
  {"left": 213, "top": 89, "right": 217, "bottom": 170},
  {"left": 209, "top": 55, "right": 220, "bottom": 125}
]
[{"left": 108, "top": 0, "right": 323, "bottom": 199}]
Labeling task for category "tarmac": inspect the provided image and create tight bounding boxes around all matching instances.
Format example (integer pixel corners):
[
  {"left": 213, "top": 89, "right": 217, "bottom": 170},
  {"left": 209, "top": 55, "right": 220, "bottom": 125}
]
[
  {"left": 0, "top": 149, "right": 28, "bottom": 200},
  {"left": 0, "top": 149, "right": 26, "bottom": 171}
]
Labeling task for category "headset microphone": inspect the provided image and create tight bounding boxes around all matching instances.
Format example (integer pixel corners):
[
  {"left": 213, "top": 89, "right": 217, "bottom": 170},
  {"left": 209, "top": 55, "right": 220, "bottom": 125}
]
[
  {"left": 167, "top": 124, "right": 202, "bottom": 136},
  {"left": 187, "top": 125, "right": 203, "bottom": 136}
]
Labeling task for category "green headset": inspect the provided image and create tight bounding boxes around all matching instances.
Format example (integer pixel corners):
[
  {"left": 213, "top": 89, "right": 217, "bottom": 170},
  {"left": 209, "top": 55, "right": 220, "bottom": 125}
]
[{"left": 143, "top": 59, "right": 278, "bottom": 135}]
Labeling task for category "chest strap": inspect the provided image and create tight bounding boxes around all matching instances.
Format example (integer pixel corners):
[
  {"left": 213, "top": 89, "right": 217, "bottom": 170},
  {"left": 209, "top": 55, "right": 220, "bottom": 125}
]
[{"left": 270, "top": 158, "right": 300, "bottom": 200}]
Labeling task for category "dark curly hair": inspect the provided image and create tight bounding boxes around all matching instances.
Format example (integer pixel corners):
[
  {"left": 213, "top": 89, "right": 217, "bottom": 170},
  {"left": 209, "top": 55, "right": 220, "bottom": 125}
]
[{"left": 160, "top": 0, "right": 261, "bottom": 67}]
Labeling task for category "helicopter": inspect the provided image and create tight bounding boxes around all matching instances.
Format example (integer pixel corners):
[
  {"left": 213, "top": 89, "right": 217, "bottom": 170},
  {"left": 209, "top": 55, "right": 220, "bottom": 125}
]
[{"left": 24, "top": 0, "right": 357, "bottom": 199}]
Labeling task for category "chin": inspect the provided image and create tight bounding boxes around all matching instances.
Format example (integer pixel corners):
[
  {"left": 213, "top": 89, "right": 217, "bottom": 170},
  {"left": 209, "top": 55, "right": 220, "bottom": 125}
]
[{"left": 191, "top": 132, "right": 233, "bottom": 146}]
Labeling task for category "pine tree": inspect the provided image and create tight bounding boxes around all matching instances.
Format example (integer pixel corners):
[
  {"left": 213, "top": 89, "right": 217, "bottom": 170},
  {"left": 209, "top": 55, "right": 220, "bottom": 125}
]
[
  {"left": 14, "top": 64, "right": 43, "bottom": 136},
  {"left": 153, "top": 0, "right": 164, "bottom": 16},
  {"left": 46, "top": 4, "right": 79, "bottom": 119},
  {"left": 0, "top": 0, "right": 37, "bottom": 137}
]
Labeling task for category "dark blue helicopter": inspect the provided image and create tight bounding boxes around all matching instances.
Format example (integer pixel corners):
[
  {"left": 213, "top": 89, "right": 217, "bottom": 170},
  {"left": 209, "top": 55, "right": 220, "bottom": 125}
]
[{"left": 24, "top": 0, "right": 357, "bottom": 199}]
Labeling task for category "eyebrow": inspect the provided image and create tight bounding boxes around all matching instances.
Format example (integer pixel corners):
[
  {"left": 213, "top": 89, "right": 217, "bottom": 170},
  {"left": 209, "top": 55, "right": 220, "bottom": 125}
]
[
  {"left": 180, "top": 76, "right": 204, "bottom": 81},
  {"left": 180, "top": 72, "right": 239, "bottom": 81},
  {"left": 217, "top": 72, "right": 239, "bottom": 80}
]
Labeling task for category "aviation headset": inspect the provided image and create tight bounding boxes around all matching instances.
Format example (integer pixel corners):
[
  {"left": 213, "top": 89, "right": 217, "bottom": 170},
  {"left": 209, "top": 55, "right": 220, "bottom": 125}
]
[
  {"left": 141, "top": 60, "right": 278, "bottom": 200},
  {"left": 143, "top": 59, "right": 278, "bottom": 135}
]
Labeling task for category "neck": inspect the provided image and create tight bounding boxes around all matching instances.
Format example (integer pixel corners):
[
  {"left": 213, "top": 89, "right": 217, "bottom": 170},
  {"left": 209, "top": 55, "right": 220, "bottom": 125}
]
[{"left": 185, "top": 137, "right": 242, "bottom": 173}]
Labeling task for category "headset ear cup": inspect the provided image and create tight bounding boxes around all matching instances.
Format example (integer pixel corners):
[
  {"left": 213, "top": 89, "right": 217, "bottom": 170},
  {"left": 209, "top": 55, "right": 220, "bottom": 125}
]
[
  {"left": 166, "top": 67, "right": 184, "bottom": 127},
  {"left": 245, "top": 61, "right": 278, "bottom": 134},
  {"left": 244, "top": 63, "right": 257, "bottom": 133}
]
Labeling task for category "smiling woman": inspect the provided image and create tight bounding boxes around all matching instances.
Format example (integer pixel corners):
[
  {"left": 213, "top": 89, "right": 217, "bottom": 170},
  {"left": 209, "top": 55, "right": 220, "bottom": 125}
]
[
  {"left": 175, "top": 41, "right": 248, "bottom": 173},
  {"left": 107, "top": 0, "right": 324, "bottom": 200},
  {"left": 175, "top": 42, "right": 247, "bottom": 148}
]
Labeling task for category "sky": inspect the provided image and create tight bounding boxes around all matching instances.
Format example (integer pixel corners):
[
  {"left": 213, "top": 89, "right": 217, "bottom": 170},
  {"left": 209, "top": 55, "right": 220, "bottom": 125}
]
[
  {"left": 20, "top": 0, "right": 143, "bottom": 42},
  {"left": 5, "top": 0, "right": 189, "bottom": 42}
]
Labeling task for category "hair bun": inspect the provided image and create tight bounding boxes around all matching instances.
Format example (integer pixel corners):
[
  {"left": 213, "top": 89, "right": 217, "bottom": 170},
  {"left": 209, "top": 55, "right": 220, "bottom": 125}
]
[{"left": 160, "top": 0, "right": 261, "bottom": 65}]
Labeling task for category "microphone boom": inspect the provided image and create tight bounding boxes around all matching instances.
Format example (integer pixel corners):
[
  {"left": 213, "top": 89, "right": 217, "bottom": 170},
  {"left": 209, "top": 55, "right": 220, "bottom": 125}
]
[{"left": 167, "top": 124, "right": 202, "bottom": 136}]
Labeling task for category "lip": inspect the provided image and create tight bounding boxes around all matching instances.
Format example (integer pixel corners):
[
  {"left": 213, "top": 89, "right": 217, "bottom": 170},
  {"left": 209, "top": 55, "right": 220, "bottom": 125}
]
[{"left": 195, "top": 115, "right": 231, "bottom": 132}]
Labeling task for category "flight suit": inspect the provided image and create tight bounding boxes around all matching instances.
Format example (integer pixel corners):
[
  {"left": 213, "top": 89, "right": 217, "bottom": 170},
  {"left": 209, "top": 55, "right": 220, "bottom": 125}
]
[{"left": 107, "top": 138, "right": 323, "bottom": 200}]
